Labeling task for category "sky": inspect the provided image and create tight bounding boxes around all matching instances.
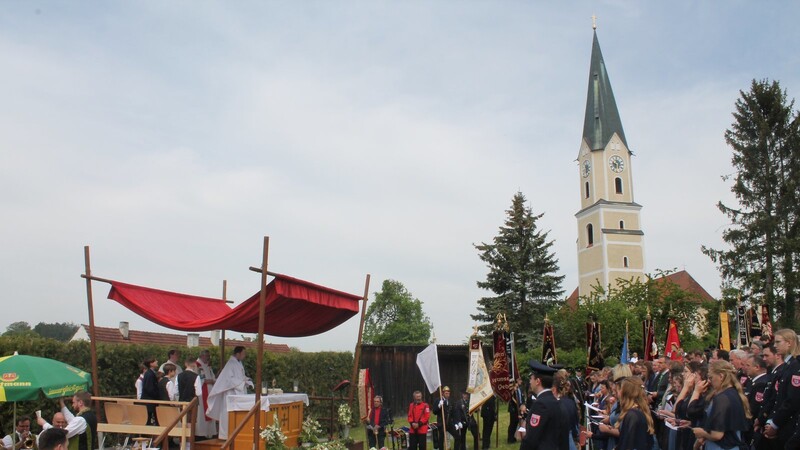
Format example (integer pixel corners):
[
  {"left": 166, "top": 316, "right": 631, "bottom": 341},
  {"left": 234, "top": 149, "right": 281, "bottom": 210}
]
[{"left": 2, "top": 2, "right": 799, "bottom": 352}]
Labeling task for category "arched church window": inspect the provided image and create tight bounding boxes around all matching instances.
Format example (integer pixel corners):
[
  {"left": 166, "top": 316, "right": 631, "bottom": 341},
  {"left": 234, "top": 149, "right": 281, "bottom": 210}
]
[
  {"left": 587, "top": 224, "right": 594, "bottom": 246},
  {"left": 615, "top": 177, "right": 623, "bottom": 194},
  {"left": 585, "top": 181, "right": 590, "bottom": 199},
  {"left": 623, "top": 256, "right": 629, "bottom": 268},
  {"left": 619, "top": 220, "right": 624, "bottom": 229}
]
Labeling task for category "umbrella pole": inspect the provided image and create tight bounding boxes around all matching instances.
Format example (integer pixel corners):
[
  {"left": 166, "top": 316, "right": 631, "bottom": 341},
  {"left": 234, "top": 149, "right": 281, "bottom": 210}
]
[
  {"left": 83, "top": 246, "right": 100, "bottom": 398},
  {"left": 13, "top": 402, "right": 17, "bottom": 449}
]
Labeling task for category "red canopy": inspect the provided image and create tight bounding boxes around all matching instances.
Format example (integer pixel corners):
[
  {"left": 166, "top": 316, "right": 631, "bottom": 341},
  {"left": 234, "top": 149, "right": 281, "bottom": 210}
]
[{"left": 108, "top": 274, "right": 362, "bottom": 337}]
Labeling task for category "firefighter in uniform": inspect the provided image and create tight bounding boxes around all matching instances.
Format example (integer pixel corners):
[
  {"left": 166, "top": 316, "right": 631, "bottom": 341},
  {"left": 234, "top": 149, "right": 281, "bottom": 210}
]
[{"left": 518, "top": 361, "right": 568, "bottom": 450}]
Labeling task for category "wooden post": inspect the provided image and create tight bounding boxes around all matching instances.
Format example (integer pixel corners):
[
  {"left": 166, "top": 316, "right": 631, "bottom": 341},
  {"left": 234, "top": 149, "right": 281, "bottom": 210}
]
[
  {"left": 220, "top": 280, "right": 227, "bottom": 374},
  {"left": 348, "top": 274, "right": 371, "bottom": 404},
  {"left": 254, "top": 236, "right": 270, "bottom": 450},
  {"left": 83, "top": 246, "right": 100, "bottom": 398}
]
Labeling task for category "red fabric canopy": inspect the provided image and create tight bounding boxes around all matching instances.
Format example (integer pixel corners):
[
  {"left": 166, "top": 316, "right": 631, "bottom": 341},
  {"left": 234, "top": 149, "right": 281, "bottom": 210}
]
[{"left": 107, "top": 274, "right": 362, "bottom": 337}]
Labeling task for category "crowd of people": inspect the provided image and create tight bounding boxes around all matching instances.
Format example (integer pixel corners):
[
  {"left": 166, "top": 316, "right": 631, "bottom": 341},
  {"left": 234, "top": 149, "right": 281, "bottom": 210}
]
[
  {"left": 5, "top": 331, "right": 800, "bottom": 450},
  {"left": 2, "top": 391, "right": 98, "bottom": 450},
  {"left": 398, "top": 328, "right": 800, "bottom": 450},
  {"left": 507, "top": 328, "right": 800, "bottom": 450}
]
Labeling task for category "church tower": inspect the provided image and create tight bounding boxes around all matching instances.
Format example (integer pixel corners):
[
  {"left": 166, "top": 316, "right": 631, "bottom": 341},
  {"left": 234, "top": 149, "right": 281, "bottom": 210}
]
[{"left": 576, "top": 28, "right": 645, "bottom": 298}]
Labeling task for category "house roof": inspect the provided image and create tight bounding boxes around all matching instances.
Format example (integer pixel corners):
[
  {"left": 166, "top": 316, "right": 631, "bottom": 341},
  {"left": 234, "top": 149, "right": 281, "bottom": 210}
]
[
  {"left": 73, "top": 324, "right": 291, "bottom": 353},
  {"left": 566, "top": 270, "right": 715, "bottom": 308},
  {"left": 583, "top": 30, "right": 628, "bottom": 151}
]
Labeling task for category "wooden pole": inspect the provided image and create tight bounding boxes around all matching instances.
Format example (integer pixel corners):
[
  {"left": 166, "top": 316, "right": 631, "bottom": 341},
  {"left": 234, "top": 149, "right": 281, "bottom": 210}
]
[
  {"left": 83, "top": 246, "right": 100, "bottom": 398},
  {"left": 254, "top": 236, "right": 270, "bottom": 450},
  {"left": 220, "top": 280, "right": 227, "bottom": 374},
  {"left": 348, "top": 274, "right": 371, "bottom": 405},
  {"left": 439, "top": 386, "right": 449, "bottom": 450}
]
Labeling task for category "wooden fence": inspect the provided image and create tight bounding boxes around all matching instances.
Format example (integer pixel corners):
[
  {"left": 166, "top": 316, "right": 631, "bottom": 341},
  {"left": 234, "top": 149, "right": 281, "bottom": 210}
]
[{"left": 359, "top": 344, "right": 486, "bottom": 419}]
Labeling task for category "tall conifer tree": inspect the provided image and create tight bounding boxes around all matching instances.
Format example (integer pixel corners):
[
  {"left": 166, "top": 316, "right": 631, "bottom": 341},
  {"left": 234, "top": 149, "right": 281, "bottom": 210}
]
[
  {"left": 703, "top": 79, "right": 800, "bottom": 327},
  {"left": 472, "top": 192, "right": 565, "bottom": 351}
]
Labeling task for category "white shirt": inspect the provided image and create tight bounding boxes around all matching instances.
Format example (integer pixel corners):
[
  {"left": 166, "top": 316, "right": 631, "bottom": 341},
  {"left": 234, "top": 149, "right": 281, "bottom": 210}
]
[{"left": 41, "top": 407, "right": 87, "bottom": 440}]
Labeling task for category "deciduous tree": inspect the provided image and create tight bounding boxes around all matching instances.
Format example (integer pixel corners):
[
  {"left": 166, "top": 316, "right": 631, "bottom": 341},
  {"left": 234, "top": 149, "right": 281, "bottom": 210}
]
[{"left": 363, "top": 280, "right": 432, "bottom": 345}]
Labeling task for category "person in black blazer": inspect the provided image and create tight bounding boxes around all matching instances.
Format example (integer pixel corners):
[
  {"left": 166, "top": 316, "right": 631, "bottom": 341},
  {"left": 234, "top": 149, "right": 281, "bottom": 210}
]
[
  {"left": 480, "top": 395, "right": 495, "bottom": 450},
  {"left": 366, "top": 395, "right": 392, "bottom": 449},
  {"left": 519, "top": 361, "right": 568, "bottom": 450}
]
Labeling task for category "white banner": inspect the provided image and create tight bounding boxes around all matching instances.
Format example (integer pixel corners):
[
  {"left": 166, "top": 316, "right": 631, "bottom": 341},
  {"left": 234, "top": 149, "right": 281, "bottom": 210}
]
[
  {"left": 416, "top": 344, "right": 441, "bottom": 394},
  {"left": 467, "top": 338, "right": 493, "bottom": 413}
]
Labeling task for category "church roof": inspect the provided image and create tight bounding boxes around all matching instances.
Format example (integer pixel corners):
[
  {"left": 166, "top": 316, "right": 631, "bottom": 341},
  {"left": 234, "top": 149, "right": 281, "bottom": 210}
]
[
  {"left": 583, "top": 31, "right": 628, "bottom": 151},
  {"left": 71, "top": 324, "right": 291, "bottom": 353},
  {"left": 566, "top": 270, "right": 715, "bottom": 308}
]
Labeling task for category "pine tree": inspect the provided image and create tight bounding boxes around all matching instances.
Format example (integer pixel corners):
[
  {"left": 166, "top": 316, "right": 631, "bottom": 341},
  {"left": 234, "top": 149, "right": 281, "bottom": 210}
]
[
  {"left": 702, "top": 79, "right": 800, "bottom": 327},
  {"left": 472, "top": 192, "right": 565, "bottom": 351}
]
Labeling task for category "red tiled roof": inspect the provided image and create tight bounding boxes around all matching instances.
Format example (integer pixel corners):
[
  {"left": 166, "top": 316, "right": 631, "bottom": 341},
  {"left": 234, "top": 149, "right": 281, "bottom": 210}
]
[
  {"left": 76, "top": 325, "right": 291, "bottom": 353},
  {"left": 565, "top": 270, "right": 715, "bottom": 309}
]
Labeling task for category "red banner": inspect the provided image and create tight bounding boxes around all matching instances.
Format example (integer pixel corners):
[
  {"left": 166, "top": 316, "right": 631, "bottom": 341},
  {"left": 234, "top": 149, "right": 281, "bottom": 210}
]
[
  {"left": 489, "top": 330, "right": 513, "bottom": 402},
  {"left": 643, "top": 317, "right": 658, "bottom": 361},
  {"left": 665, "top": 318, "right": 682, "bottom": 360}
]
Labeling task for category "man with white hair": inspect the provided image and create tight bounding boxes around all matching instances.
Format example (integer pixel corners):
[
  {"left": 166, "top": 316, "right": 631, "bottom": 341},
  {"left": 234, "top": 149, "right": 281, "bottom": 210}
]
[{"left": 730, "top": 348, "right": 751, "bottom": 391}]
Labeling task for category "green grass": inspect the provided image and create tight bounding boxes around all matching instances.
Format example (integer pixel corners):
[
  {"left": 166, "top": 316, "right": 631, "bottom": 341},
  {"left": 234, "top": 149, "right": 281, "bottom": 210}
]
[{"left": 343, "top": 408, "right": 520, "bottom": 450}]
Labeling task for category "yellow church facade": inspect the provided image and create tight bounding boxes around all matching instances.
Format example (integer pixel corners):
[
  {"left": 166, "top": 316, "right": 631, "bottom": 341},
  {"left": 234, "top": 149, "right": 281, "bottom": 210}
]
[{"left": 575, "top": 30, "right": 645, "bottom": 298}]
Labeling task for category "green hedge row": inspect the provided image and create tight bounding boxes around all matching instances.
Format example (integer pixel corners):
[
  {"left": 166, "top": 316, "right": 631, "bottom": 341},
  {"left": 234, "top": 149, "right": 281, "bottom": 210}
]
[{"left": 0, "top": 336, "right": 352, "bottom": 435}]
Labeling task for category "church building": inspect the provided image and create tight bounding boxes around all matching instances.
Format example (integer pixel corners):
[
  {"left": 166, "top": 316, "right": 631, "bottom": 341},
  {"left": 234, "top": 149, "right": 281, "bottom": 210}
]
[
  {"left": 567, "top": 27, "right": 715, "bottom": 307},
  {"left": 575, "top": 27, "right": 645, "bottom": 298}
]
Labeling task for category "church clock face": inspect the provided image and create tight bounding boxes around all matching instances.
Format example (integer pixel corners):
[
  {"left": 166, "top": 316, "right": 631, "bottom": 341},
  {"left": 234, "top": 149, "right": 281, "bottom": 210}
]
[
  {"left": 609, "top": 155, "right": 625, "bottom": 173},
  {"left": 582, "top": 160, "right": 591, "bottom": 178}
]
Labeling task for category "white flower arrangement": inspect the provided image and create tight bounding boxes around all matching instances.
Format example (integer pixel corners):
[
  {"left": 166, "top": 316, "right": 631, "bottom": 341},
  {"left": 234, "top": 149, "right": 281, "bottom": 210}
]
[
  {"left": 310, "top": 440, "right": 348, "bottom": 450},
  {"left": 337, "top": 403, "right": 354, "bottom": 426},
  {"left": 301, "top": 415, "right": 324, "bottom": 444},
  {"left": 259, "top": 413, "right": 287, "bottom": 450}
]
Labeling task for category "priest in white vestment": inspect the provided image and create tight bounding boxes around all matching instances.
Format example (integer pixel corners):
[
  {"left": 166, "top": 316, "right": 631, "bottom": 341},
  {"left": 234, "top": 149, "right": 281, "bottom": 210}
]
[
  {"left": 206, "top": 346, "right": 253, "bottom": 439},
  {"left": 196, "top": 349, "right": 218, "bottom": 438}
]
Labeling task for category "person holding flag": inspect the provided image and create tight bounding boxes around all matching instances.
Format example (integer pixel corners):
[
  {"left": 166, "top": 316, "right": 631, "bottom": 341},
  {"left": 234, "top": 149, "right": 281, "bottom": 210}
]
[{"left": 415, "top": 343, "right": 440, "bottom": 450}]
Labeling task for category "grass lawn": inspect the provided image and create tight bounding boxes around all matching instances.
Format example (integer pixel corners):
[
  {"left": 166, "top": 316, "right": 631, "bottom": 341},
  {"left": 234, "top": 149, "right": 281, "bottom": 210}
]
[{"left": 345, "top": 407, "right": 520, "bottom": 450}]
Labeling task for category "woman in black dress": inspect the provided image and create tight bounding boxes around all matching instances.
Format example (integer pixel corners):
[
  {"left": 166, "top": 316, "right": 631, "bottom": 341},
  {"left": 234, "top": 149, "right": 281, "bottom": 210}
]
[
  {"left": 615, "top": 377, "right": 654, "bottom": 450},
  {"left": 691, "top": 360, "right": 750, "bottom": 450}
]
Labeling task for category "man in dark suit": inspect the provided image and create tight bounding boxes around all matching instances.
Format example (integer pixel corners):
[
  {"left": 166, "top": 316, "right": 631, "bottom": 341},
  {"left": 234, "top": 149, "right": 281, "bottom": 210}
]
[
  {"left": 432, "top": 386, "right": 453, "bottom": 450},
  {"left": 480, "top": 395, "right": 496, "bottom": 450},
  {"left": 746, "top": 355, "right": 768, "bottom": 446},
  {"left": 366, "top": 395, "right": 391, "bottom": 449},
  {"left": 518, "top": 361, "right": 568, "bottom": 450}
]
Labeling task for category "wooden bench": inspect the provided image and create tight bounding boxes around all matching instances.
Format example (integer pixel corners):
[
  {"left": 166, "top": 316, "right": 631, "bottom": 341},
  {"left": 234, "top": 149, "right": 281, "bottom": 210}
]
[{"left": 94, "top": 397, "right": 195, "bottom": 450}]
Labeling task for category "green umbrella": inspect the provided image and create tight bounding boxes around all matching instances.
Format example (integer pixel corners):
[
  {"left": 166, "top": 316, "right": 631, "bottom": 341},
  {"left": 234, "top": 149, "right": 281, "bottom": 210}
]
[
  {"left": 0, "top": 352, "right": 92, "bottom": 401},
  {"left": 0, "top": 353, "right": 93, "bottom": 449}
]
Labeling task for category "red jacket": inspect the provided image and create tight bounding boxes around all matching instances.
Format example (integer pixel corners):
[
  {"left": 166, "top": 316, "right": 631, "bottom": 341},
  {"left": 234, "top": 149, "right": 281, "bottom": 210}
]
[{"left": 408, "top": 401, "right": 431, "bottom": 434}]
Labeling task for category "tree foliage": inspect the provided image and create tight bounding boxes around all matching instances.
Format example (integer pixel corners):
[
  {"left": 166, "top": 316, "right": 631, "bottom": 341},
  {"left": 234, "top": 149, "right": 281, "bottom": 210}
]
[
  {"left": 702, "top": 79, "right": 800, "bottom": 327},
  {"left": 4, "top": 321, "right": 80, "bottom": 341},
  {"left": 33, "top": 322, "right": 79, "bottom": 341},
  {"left": 472, "top": 192, "right": 565, "bottom": 352},
  {"left": 3, "top": 321, "right": 36, "bottom": 337},
  {"left": 549, "top": 271, "right": 717, "bottom": 363},
  {"left": 363, "top": 280, "right": 432, "bottom": 345}
]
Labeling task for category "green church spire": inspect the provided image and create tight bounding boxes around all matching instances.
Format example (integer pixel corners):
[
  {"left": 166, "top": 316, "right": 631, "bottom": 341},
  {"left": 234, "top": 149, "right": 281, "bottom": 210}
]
[{"left": 582, "top": 30, "right": 627, "bottom": 151}]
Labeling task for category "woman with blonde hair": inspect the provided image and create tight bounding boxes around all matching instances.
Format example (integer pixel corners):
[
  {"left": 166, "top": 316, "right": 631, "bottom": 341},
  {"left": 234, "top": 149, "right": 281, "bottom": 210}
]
[
  {"left": 691, "top": 361, "right": 750, "bottom": 449},
  {"left": 553, "top": 370, "right": 580, "bottom": 450},
  {"left": 763, "top": 328, "right": 800, "bottom": 446},
  {"left": 615, "top": 377, "right": 654, "bottom": 450}
]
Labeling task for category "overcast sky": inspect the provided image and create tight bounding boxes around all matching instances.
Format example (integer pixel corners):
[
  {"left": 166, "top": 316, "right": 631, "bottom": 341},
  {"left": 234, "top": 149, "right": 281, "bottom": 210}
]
[{"left": 2, "top": 2, "right": 799, "bottom": 352}]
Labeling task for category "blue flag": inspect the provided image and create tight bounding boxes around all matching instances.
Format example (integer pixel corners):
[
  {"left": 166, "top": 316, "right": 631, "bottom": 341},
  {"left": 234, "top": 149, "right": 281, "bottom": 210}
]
[{"left": 620, "top": 328, "right": 630, "bottom": 364}]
